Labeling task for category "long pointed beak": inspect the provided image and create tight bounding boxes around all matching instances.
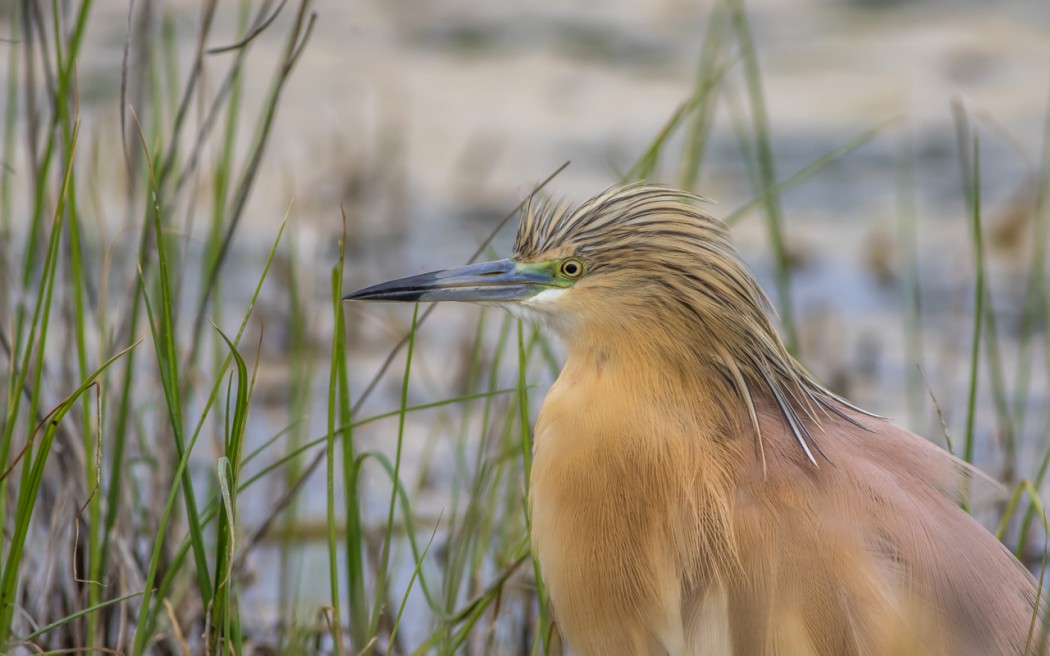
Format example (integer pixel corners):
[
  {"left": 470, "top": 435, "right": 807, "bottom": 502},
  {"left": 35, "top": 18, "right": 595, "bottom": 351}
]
[{"left": 343, "top": 259, "right": 553, "bottom": 304}]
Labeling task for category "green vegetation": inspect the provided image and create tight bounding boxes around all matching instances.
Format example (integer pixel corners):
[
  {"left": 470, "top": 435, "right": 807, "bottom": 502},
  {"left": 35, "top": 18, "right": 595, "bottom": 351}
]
[{"left": 0, "top": 0, "right": 1047, "bottom": 654}]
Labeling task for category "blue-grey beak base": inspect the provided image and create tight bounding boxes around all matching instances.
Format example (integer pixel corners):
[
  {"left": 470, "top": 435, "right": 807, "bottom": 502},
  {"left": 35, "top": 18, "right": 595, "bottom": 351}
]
[{"left": 343, "top": 259, "right": 550, "bottom": 304}]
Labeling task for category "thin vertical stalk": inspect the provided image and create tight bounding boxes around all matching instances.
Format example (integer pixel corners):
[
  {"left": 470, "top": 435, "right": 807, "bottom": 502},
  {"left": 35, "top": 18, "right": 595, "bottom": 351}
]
[
  {"left": 678, "top": 3, "right": 727, "bottom": 192},
  {"left": 370, "top": 304, "right": 420, "bottom": 648},
  {"left": 326, "top": 260, "right": 346, "bottom": 654},
  {"left": 339, "top": 316, "right": 368, "bottom": 643},
  {"left": 951, "top": 105, "right": 984, "bottom": 480},
  {"left": 0, "top": 2, "right": 20, "bottom": 237},
  {"left": 726, "top": 0, "right": 798, "bottom": 352}
]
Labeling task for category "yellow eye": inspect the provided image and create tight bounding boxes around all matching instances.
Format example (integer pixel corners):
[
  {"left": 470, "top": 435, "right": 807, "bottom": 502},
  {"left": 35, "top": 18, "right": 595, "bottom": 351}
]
[{"left": 559, "top": 258, "right": 584, "bottom": 279}]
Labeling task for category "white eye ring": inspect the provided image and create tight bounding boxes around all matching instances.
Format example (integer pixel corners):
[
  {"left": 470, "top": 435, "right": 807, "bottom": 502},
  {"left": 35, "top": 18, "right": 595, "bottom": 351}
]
[{"left": 560, "top": 258, "right": 584, "bottom": 278}]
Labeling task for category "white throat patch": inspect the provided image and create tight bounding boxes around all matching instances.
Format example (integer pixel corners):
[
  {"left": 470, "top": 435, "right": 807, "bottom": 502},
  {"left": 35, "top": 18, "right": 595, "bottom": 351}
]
[
  {"left": 524, "top": 288, "right": 569, "bottom": 306},
  {"left": 498, "top": 287, "right": 570, "bottom": 331}
]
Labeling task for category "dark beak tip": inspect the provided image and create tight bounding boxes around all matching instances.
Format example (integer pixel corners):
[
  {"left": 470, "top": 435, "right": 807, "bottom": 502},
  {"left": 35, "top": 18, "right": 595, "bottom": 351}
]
[{"left": 340, "top": 259, "right": 539, "bottom": 304}]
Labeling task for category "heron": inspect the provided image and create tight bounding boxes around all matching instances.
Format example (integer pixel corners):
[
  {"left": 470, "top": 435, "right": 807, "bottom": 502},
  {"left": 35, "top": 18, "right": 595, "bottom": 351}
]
[{"left": 345, "top": 184, "right": 1044, "bottom": 655}]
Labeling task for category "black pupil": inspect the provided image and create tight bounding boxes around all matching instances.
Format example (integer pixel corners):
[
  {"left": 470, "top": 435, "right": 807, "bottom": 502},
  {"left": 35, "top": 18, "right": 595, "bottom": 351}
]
[{"left": 564, "top": 262, "right": 578, "bottom": 275}]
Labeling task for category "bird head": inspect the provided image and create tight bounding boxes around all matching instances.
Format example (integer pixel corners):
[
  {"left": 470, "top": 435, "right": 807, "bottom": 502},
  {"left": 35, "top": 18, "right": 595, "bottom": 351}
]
[{"left": 344, "top": 185, "right": 775, "bottom": 356}]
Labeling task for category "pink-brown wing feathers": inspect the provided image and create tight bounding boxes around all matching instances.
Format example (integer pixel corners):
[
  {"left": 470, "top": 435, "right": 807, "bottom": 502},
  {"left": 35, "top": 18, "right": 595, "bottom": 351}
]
[{"left": 722, "top": 402, "right": 1042, "bottom": 655}]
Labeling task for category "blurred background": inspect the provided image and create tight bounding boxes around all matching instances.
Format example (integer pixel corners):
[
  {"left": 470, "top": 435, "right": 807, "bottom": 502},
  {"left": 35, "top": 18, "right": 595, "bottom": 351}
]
[{"left": 1, "top": 0, "right": 1049, "bottom": 653}]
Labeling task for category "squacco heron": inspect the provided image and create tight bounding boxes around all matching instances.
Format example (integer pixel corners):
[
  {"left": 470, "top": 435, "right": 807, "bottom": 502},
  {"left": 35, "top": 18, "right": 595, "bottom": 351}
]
[{"left": 345, "top": 185, "right": 1044, "bottom": 655}]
